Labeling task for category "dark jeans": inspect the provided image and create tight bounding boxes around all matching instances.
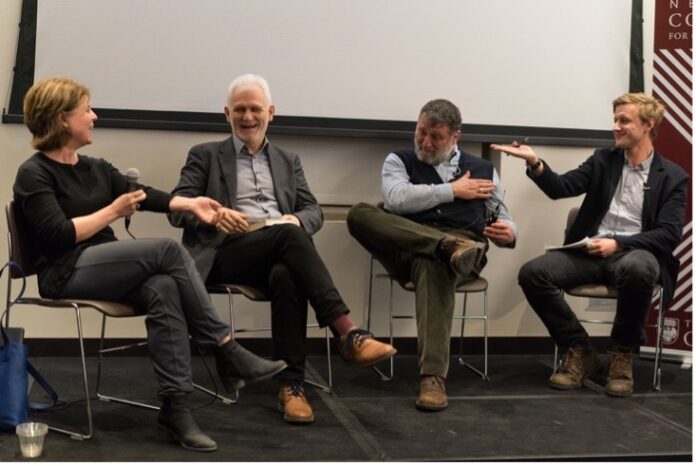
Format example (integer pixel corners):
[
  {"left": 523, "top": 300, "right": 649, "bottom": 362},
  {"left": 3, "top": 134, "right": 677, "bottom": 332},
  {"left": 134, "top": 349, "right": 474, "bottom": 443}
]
[
  {"left": 56, "top": 238, "right": 230, "bottom": 398},
  {"left": 518, "top": 249, "right": 660, "bottom": 349},
  {"left": 209, "top": 224, "right": 349, "bottom": 382}
]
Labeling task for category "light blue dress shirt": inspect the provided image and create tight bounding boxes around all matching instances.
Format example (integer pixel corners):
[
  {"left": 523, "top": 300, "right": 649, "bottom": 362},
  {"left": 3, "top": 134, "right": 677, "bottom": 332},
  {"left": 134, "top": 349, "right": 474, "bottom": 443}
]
[
  {"left": 381, "top": 146, "right": 517, "bottom": 244},
  {"left": 232, "top": 134, "right": 282, "bottom": 219},
  {"left": 597, "top": 151, "right": 653, "bottom": 238}
]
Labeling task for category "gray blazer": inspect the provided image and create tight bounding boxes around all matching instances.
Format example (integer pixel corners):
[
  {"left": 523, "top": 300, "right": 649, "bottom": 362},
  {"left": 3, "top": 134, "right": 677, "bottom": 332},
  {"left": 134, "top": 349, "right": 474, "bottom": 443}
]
[{"left": 168, "top": 136, "right": 323, "bottom": 280}]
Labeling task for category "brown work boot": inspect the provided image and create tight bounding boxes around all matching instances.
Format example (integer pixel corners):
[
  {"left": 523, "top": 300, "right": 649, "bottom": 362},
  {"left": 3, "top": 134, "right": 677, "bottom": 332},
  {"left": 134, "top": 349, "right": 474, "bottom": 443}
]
[
  {"left": 339, "top": 328, "right": 396, "bottom": 367},
  {"left": 439, "top": 236, "right": 484, "bottom": 276},
  {"left": 278, "top": 381, "right": 314, "bottom": 424},
  {"left": 605, "top": 351, "right": 634, "bottom": 397},
  {"left": 549, "top": 345, "right": 600, "bottom": 390},
  {"left": 416, "top": 375, "right": 448, "bottom": 411}
]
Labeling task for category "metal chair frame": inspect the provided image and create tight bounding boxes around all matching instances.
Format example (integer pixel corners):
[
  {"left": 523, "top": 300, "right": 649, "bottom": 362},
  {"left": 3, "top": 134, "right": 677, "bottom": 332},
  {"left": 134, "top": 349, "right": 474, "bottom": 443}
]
[
  {"left": 366, "top": 256, "right": 489, "bottom": 382},
  {"left": 551, "top": 206, "right": 667, "bottom": 391},
  {"left": 207, "top": 284, "right": 333, "bottom": 393},
  {"left": 5, "top": 202, "right": 235, "bottom": 441}
]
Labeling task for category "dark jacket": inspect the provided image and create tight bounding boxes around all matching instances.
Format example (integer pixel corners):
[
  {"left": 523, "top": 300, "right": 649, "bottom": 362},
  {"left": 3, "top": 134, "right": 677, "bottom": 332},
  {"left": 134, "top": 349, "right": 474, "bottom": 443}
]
[
  {"left": 168, "top": 136, "right": 323, "bottom": 281},
  {"left": 529, "top": 147, "right": 688, "bottom": 307}
]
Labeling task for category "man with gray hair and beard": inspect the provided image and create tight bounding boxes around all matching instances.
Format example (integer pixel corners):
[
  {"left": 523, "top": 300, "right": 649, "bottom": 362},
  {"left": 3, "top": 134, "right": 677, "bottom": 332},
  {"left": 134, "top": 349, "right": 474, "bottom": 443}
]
[{"left": 347, "top": 99, "right": 516, "bottom": 411}]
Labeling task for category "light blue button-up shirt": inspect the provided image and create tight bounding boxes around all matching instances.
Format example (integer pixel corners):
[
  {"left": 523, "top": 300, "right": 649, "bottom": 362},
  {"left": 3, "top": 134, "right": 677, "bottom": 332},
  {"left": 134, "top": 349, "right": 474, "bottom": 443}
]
[
  {"left": 597, "top": 151, "right": 653, "bottom": 238},
  {"left": 381, "top": 145, "right": 517, "bottom": 244},
  {"left": 232, "top": 134, "right": 282, "bottom": 219}
]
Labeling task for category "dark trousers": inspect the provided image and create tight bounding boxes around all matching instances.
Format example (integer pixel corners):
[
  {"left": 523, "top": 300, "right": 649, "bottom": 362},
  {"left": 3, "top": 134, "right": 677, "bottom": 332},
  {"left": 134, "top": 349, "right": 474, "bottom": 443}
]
[
  {"left": 56, "top": 238, "right": 230, "bottom": 398},
  {"left": 209, "top": 224, "right": 349, "bottom": 382},
  {"left": 518, "top": 249, "right": 660, "bottom": 349}
]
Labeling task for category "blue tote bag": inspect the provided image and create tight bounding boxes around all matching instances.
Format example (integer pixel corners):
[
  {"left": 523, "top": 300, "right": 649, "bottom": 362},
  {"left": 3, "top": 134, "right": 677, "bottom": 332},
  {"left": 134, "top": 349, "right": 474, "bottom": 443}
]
[{"left": 0, "top": 261, "right": 57, "bottom": 430}]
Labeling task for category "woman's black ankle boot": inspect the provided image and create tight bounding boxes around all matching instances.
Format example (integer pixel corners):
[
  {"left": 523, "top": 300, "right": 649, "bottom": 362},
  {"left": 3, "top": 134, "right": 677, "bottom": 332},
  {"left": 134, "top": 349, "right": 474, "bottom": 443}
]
[
  {"left": 157, "top": 392, "right": 217, "bottom": 452},
  {"left": 214, "top": 339, "right": 287, "bottom": 392}
]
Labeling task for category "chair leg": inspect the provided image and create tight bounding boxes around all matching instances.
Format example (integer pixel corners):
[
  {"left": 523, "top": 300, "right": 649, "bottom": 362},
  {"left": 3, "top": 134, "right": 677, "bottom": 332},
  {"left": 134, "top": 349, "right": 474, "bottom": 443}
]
[
  {"left": 323, "top": 326, "right": 333, "bottom": 392},
  {"left": 192, "top": 286, "right": 240, "bottom": 403},
  {"left": 95, "top": 314, "right": 107, "bottom": 397},
  {"left": 553, "top": 291, "right": 564, "bottom": 373},
  {"left": 305, "top": 327, "right": 333, "bottom": 393},
  {"left": 226, "top": 287, "right": 235, "bottom": 336},
  {"left": 193, "top": 382, "right": 239, "bottom": 404},
  {"left": 47, "top": 305, "right": 93, "bottom": 440},
  {"left": 97, "top": 312, "right": 239, "bottom": 408},
  {"left": 483, "top": 289, "right": 489, "bottom": 379},
  {"left": 366, "top": 257, "right": 375, "bottom": 332},
  {"left": 457, "top": 290, "right": 489, "bottom": 381},
  {"left": 372, "top": 277, "right": 395, "bottom": 382},
  {"left": 193, "top": 289, "right": 241, "bottom": 403},
  {"left": 653, "top": 288, "right": 665, "bottom": 391},
  {"left": 457, "top": 292, "right": 468, "bottom": 364},
  {"left": 95, "top": 313, "right": 159, "bottom": 410}
]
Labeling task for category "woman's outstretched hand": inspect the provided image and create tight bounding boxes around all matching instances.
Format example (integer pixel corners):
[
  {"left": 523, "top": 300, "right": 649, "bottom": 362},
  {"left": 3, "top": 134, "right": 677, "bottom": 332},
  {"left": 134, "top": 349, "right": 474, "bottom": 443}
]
[{"left": 189, "top": 197, "right": 223, "bottom": 225}]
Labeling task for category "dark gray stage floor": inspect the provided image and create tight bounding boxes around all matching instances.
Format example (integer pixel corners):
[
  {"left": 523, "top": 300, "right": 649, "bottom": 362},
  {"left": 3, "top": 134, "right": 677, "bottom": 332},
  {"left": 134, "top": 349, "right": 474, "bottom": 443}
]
[{"left": 0, "top": 353, "right": 691, "bottom": 461}]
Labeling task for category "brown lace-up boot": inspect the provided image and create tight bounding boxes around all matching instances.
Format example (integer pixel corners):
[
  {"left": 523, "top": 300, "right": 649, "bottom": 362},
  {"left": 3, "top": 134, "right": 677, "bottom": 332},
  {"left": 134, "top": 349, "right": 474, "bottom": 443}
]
[
  {"left": 439, "top": 236, "right": 485, "bottom": 276},
  {"left": 338, "top": 328, "right": 396, "bottom": 367},
  {"left": 278, "top": 381, "right": 314, "bottom": 424},
  {"left": 549, "top": 345, "right": 600, "bottom": 390},
  {"left": 605, "top": 351, "right": 634, "bottom": 397},
  {"left": 416, "top": 375, "right": 448, "bottom": 411}
]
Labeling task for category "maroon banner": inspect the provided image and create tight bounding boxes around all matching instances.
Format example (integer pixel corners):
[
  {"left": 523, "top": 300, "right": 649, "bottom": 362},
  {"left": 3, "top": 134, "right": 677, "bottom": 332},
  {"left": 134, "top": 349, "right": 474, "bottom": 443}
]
[{"left": 646, "top": 0, "right": 692, "bottom": 354}]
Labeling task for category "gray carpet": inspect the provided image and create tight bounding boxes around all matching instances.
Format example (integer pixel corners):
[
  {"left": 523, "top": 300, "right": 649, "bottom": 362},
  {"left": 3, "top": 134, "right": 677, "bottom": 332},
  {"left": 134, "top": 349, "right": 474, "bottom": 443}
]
[{"left": 0, "top": 354, "right": 691, "bottom": 461}]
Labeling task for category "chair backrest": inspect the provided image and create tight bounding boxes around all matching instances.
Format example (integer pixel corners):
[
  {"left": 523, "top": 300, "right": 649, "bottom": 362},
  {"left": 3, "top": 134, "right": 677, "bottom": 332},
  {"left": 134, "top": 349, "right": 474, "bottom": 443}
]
[
  {"left": 5, "top": 201, "right": 38, "bottom": 278},
  {"left": 565, "top": 206, "right": 580, "bottom": 237}
]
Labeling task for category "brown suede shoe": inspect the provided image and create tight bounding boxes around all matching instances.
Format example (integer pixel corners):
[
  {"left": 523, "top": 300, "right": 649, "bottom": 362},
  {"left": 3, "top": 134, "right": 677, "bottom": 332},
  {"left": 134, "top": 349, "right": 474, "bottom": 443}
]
[
  {"left": 278, "top": 382, "right": 314, "bottom": 424},
  {"left": 549, "top": 345, "right": 600, "bottom": 390},
  {"left": 339, "top": 328, "right": 396, "bottom": 367},
  {"left": 605, "top": 351, "right": 634, "bottom": 397},
  {"left": 439, "top": 236, "right": 484, "bottom": 276},
  {"left": 416, "top": 375, "right": 448, "bottom": 411}
]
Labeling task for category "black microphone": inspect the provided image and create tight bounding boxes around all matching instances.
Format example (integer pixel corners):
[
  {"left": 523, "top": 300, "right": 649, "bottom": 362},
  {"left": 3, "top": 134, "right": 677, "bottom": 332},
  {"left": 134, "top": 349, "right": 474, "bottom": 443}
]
[
  {"left": 486, "top": 190, "right": 506, "bottom": 226},
  {"left": 125, "top": 167, "right": 140, "bottom": 190},
  {"left": 643, "top": 183, "right": 651, "bottom": 192},
  {"left": 124, "top": 168, "right": 140, "bottom": 234}
]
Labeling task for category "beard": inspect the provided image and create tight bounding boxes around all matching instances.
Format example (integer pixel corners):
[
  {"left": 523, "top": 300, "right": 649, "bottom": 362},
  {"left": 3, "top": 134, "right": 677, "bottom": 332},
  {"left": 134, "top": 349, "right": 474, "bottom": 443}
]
[{"left": 414, "top": 139, "right": 451, "bottom": 166}]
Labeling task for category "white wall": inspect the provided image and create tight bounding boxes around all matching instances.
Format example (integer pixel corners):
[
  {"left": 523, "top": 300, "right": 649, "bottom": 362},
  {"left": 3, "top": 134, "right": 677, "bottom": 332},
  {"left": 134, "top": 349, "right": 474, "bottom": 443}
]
[{"left": 1, "top": 0, "right": 609, "bottom": 341}]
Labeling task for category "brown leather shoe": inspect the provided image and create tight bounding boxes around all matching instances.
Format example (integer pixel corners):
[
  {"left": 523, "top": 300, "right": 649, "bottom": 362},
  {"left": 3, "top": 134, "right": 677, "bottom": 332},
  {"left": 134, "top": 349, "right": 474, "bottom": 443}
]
[
  {"left": 439, "top": 236, "right": 484, "bottom": 276},
  {"left": 605, "top": 351, "right": 633, "bottom": 397},
  {"left": 339, "top": 328, "right": 396, "bottom": 367},
  {"left": 416, "top": 375, "right": 447, "bottom": 411},
  {"left": 549, "top": 345, "right": 600, "bottom": 390},
  {"left": 278, "top": 382, "right": 314, "bottom": 424}
]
